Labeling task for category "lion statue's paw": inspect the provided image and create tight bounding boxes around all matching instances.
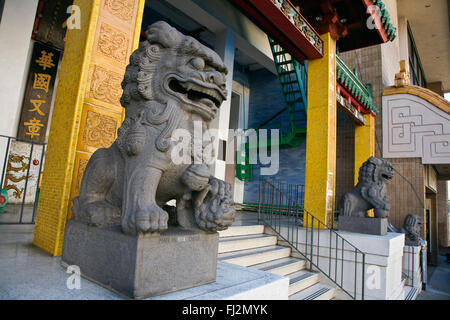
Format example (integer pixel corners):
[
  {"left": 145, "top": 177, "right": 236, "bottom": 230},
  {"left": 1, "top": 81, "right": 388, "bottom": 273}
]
[
  {"left": 122, "top": 203, "right": 169, "bottom": 235},
  {"left": 73, "top": 198, "right": 121, "bottom": 227}
]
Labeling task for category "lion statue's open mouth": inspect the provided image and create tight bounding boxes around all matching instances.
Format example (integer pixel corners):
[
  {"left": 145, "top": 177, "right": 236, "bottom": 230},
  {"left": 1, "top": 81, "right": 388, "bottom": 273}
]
[{"left": 167, "top": 77, "right": 225, "bottom": 112}]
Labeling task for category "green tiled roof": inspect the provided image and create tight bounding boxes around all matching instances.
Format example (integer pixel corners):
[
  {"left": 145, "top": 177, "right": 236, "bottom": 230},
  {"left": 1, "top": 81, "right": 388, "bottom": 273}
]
[
  {"left": 336, "top": 55, "right": 379, "bottom": 114},
  {"left": 371, "top": 0, "right": 397, "bottom": 41}
]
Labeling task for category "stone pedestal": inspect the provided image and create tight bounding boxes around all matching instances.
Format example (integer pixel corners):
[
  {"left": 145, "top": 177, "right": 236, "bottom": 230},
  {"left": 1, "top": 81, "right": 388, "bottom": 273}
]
[
  {"left": 334, "top": 231, "right": 406, "bottom": 300},
  {"left": 403, "top": 245, "right": 423, "bottom": 289},
  {"left": 150, "top": 262, "right": 289, "bottom": 300},
  {"left": 62, "top": 220, "right": 219, "bottom": 299},
  {"left": 338, "top": 216, "right": 388, "bottom": 236}
]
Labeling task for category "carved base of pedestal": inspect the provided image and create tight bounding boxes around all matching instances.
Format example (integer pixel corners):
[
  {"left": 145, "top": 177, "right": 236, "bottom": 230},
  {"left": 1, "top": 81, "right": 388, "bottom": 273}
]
[
  {"left": 338, "top": 216, "right": 388, "bottom": 236},
  {"left": 62, "top": 220, "right": 219, "bottom": 299}
]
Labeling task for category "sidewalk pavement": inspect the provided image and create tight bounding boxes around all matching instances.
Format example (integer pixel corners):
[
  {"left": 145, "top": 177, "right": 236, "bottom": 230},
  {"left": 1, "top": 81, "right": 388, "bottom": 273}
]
[{"left": 417, "top": 247, "right": 450, "bottom": 300}]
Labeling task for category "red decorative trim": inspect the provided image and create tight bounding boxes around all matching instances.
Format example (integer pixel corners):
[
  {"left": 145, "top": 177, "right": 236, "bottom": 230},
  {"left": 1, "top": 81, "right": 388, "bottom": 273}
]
[
  {"left": 231, "top": 0, "right": 323, "bottom": 61},
  {"left": 337, "top": 82, "right": 375, "bottom": 117},
  {"left": 362, "top": 0, "right": 389, "bottom": 43},
  {"left": 32, "top": 0, "right": 45, "bottom": 40}
]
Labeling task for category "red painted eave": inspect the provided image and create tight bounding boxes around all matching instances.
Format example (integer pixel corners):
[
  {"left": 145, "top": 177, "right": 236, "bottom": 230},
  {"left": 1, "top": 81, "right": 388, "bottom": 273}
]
[
  {"left": 337, "top": 82, "right": 376, "bottom": 118},
  {"left": 362, "top": 0, "right": 389, "bottom": 43},
  {"left": 230, "top": 0, "right": 323, "bottom": 62}
]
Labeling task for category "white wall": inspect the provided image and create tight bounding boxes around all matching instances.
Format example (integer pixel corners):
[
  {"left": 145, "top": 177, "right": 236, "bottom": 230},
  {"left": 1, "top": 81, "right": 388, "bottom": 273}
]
[
  {"left": 380, "top": 0, "right": 401, "bottom": 87},
  {"left": 0, "top": 0, "right": 39, "bottom": 137},
  {"left": 397, "top": 16, "right": 409, "bottom": 70},
  {"left": 0, "top": 0, "right": 39, "bottom": 183}
]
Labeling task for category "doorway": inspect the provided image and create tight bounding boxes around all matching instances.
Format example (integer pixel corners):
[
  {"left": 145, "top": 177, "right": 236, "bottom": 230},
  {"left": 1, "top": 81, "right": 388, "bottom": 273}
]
[
  {"left": 425, "top": 193, "right": 439, "bottom": 265},
  {"left": 224, "top": 81, "right": 249, "bottom": 204},
  {"left": 224, "top": 92, "right": 240, "bottom": 196}
]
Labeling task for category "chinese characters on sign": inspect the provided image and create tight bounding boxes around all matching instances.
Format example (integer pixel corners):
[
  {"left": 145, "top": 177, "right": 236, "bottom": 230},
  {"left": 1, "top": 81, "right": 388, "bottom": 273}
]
[{"left": 17, "top": 42, "right": 60, "bottom": 143}]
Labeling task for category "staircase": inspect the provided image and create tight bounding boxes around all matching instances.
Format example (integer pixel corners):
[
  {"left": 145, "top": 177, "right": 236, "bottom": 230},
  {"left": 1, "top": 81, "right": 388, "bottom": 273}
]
[
  {"left": 266, "top": 37, "right": 308, "bottom": 149},
  {"left": 218, "top": 217, "right": 337, "bottom": 300},
  {"left": 235, "top": 38, "right": 308, "bottom": 182}
]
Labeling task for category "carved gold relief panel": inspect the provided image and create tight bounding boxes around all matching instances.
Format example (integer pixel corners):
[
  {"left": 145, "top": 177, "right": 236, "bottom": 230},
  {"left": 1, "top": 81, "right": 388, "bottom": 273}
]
[
  {"left": 96, "top": 21, "right": 130, "bottom": 64},
  {"left": 102, "top": 0, "right": 137, "bottom": 24},
  {"left": 86, "top": 63, "right": 124, "bottom": 112},
  {"left": 77, "top": 104, "right": 122, "bottom": 154}
]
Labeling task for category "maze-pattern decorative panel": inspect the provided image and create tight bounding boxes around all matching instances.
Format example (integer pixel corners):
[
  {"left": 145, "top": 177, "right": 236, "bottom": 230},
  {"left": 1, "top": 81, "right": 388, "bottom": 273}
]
[{"left": 382, "top": 94, "right": 450, "bottom": 164}]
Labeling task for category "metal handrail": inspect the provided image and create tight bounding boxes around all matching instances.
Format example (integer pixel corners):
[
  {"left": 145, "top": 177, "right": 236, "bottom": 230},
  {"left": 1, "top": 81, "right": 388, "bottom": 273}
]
[{"left": 258, "top": 179, "right": 367, "bottom": 300}]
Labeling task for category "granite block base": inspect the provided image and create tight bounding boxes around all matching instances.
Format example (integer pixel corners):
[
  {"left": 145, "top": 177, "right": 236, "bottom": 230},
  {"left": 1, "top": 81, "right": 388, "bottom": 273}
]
[
  {"left": 62, "top": 219, "right": 219, "bottom": 299},
  {"left": 338, "top": 216, "right": 387, "bottom": 236}
]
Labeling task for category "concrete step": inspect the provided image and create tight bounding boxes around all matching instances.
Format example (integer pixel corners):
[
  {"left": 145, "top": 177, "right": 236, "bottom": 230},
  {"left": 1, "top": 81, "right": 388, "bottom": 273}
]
[
  {"left": 218, "top": 245, "right": 291, "bottom": 267},
  {"left": 289, "top": 283, "right": 336, "bottom": 300},
  {"left": 218, "top": 225, "right": 264, "bottom": 238},
  {"left": 218, "top": 234, "right": 277, "bottom": 253},
  {"left": 251, "top": 257, "right": 306, "bottom": 276},
  {"left": 287, "top": 270, "right": 320, "bottom": 296},
  {"left": 403, "top": 286, "right": 420, "bottom": 300}
]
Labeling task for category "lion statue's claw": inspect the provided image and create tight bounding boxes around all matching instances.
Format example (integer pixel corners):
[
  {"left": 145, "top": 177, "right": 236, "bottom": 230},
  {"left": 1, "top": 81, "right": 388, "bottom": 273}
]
[{"left": 123, "top": 203, "right": 169, "bottom": 235}]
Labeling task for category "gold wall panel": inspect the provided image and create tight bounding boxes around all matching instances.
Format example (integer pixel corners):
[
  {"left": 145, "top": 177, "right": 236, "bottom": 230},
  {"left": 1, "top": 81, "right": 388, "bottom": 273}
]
[
  {"left": 102, "top": 0, "right": 138, "bottom": 25},
  {"left": 85, "top": 63, "right": 124, "bottom": 112},
  {"left": 92, "top": 15, "right": 133, "bottom": 70},
  {"left": 77, "top": 104, "right": 122, "bottom": 153},
  {"left": 97, "top": 21, "right": 130, "bottom": 64}
]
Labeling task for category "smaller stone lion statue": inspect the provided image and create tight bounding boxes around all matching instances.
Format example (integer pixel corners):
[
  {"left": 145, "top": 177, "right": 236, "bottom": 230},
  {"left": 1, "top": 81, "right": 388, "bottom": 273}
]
[
  {"left": 339, "top": 156, "right": 394, "bottom": 218},
  {"left": 388, "top": 213, "right": 423, "bottom": 246},
  {"left": 402, "top": 214, "right": 424, "bottom": 246}
]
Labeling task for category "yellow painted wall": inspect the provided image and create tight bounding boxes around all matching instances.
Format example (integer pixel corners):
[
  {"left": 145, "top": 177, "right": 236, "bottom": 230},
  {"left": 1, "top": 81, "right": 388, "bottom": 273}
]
[
  {"left": 354, "top": 113, "right": 375, "bottom": 185},
  {"left": 354, "top": 113, "right": 375, "bottom": 217}
]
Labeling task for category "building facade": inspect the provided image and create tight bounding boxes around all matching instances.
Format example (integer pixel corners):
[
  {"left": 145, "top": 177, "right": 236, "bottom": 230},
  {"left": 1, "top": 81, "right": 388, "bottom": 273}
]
[
  {"left": 0, "top": 0, "right": 448, "bottom": 271},
  {"left": 339, "top": 0, "right": 450, "bottom": 264}
]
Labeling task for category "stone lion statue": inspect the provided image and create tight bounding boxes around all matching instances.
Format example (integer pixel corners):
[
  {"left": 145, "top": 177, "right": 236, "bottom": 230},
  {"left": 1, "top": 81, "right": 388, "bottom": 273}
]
[
  {"left": 388, "top": 214, "right": 423, "bottom": 246},
  {"left": 401, "top": 214, "right": 424, "bottom": 246},
  {"left": 339, "top": 156, "right": 394, "bottom": 218},
  {"left": 72, "top": 21, "right": 235, "bottom": 235}
]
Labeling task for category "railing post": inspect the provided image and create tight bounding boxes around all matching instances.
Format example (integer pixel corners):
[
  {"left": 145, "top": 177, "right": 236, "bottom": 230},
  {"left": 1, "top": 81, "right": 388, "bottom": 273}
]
[
  {"left": 354, "top": 248, "right": 357, "bottom": 299},
  {"left": 310, "top": 216, "right": 314, "bottom": 271},
  {"left": 32, "top": 144, "right": 46, "bottom": 223},
  {"left": 362, "top": 253, "right": 366, "bottom": 300},
  {"left": 341, "top": 238, "right": 344, "bottom": 288},
  {"left": 412, "top": 249, "right": 415, "bottom": 288},
  {"left": 258, "top": 179, "right": 262, "bottom": 224},
  {"left": 19, "top": 142, "right": 34, "bottom": 223},
  {"left": 1, "top": 136, "right": 11, "bottom": 187}
]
